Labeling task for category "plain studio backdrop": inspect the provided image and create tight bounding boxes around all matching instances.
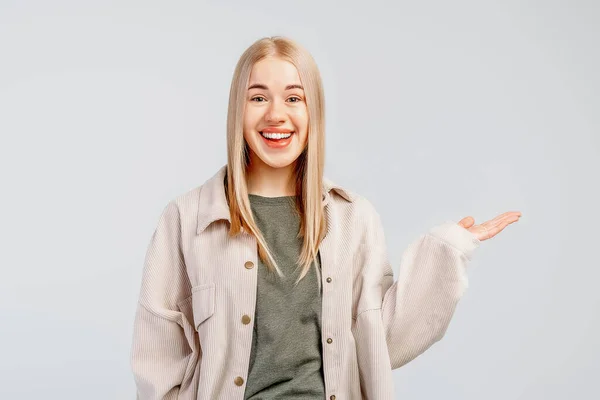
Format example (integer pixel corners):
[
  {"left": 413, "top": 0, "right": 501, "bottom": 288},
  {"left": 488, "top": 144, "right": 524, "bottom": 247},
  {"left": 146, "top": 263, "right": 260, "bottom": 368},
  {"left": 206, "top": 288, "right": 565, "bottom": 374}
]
[{"left": 1, "top": 1, "right": 598, "bottom": 399}]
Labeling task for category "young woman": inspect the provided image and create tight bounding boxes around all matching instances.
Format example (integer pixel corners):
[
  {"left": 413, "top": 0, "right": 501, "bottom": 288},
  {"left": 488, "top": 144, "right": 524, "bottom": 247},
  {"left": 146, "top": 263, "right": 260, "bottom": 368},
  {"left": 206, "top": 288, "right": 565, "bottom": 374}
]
[{"left": 130, "top": 36, "right": 521, "bottom": 400}]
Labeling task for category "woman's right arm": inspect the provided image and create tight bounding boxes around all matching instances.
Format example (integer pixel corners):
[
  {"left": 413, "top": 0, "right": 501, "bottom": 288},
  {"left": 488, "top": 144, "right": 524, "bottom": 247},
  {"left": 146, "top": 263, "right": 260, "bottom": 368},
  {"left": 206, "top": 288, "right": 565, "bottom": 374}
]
[{"left": 131, "top": 201, "right": 196, "bottom": 399}]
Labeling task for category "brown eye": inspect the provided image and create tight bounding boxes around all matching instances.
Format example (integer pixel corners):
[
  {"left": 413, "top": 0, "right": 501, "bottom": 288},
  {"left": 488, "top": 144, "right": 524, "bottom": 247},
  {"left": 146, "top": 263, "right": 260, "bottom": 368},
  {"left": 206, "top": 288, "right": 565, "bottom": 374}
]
[
  {"left": 287, "top": 96, "right": 302, "bottom": 103},
  {"left": 251, "top": 96, "right": 266, "bottom": 102}
]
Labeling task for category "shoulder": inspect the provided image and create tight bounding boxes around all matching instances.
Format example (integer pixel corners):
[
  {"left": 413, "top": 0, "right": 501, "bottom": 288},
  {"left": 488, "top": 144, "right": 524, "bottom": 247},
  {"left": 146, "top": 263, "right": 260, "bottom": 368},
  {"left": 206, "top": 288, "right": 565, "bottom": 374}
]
[
  {"left": 149, "top": 186, "right": 202, "bottom": 234},
  {"left": 165, "top": 166, "right": 223, "bottom": 217},
  {"left": 170, "top": 185, "right": 203, "bottom": 212},
  {"left": 324, "top": 179, "right": 382, "bottom": 230},
  {"left": 157, "top": 166, "right": 229, "bottom": 234}
]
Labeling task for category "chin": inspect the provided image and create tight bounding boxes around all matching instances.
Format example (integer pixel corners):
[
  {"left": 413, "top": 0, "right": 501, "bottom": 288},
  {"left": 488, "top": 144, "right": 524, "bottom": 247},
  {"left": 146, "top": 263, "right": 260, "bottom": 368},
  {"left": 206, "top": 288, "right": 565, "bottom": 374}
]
[
  {"left": 250, "top": 149, "right": 299, "bottom": 169},
  {"left": 260, "top": 157, "right": 298, "bottom": 170}
]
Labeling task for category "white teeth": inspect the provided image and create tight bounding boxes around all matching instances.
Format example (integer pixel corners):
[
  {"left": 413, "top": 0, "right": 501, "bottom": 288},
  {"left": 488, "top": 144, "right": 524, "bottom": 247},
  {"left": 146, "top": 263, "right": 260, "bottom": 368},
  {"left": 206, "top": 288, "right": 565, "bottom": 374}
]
[{"left": 261, "top": 132, "right": 292, "bottom": 139}]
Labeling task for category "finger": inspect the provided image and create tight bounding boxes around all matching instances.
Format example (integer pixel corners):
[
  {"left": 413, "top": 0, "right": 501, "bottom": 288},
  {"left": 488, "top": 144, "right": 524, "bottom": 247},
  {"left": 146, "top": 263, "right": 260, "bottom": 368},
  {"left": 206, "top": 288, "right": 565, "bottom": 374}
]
[
  {"left": 484, "top": 212, "right": 521, "bottom": 228},
  {"left": 482, "top": 214, "right": 520, "bottom": 238},
  {"left": 458, "top": 216, "right": 475, "bottom": 229},
  {"left": 490, "top": 211, "right": 522, "bottom": 222}
]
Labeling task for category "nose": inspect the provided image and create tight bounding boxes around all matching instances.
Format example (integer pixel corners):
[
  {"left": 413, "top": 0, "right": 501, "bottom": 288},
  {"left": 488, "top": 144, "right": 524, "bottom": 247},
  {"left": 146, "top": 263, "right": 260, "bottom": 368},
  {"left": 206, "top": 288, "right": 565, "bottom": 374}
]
[{"left": 264, "top": 99, "right": 286, "bottom": 123}]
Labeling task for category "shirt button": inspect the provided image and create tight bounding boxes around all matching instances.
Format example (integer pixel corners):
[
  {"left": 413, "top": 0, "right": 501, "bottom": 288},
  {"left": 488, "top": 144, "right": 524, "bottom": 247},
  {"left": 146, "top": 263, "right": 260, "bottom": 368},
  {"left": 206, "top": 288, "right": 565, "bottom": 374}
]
[
  {"left": 234, "top": 376, "right": 244, "bottom": 386},
  {"left": 330, "top": 395, "right": 336, "bottom": 400},
  {"left": 241, "top": 315, "right": 251, "bottom": 325},
  {"left": 244, "top": 261, "right": 254, "bottom": 269},
  {"left": 326, "top": 277, "right": 332, "bottom": 283},
  {"left": 326, "top": 337, "right": 333, "bottom": 344}
]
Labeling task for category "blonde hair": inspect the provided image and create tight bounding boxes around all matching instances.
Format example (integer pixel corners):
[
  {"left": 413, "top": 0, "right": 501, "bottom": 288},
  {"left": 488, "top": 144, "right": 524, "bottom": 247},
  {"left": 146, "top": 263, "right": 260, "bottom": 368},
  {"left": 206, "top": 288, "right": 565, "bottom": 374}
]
[{"left": 224, "top": 36, "right": 327, "bottom": 288}]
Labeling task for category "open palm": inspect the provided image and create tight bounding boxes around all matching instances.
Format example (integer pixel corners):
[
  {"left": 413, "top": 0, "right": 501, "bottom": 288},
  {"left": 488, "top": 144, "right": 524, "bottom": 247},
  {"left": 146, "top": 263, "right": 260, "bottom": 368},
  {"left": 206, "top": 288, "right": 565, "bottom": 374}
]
[{"left": 458, "top": 211, "right": 522, "bottom": 241}]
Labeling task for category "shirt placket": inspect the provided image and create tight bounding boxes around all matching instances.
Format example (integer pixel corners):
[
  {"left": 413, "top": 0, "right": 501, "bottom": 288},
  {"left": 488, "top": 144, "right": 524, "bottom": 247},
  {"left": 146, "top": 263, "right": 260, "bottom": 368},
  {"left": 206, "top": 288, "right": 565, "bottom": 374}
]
[
  {"left": 320, "top": 193, "right": 340, "bottom": 400},
  {"left": 230, "top": 229, "right": 259, "bottom": 397}
]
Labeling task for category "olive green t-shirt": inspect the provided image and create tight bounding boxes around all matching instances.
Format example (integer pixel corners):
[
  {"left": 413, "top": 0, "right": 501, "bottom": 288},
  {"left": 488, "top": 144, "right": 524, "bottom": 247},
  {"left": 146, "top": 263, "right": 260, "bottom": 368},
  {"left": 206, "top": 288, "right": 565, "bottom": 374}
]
[{"left": 243, "top": 194, "right": 325, "bottom": 400}]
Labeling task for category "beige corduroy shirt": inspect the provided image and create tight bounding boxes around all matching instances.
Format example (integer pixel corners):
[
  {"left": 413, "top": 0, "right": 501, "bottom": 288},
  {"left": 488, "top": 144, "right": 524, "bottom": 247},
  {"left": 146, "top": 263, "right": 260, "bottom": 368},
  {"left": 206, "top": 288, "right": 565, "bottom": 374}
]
[{"left": 130, "top": 164, "right": 481, "bottom": 400}]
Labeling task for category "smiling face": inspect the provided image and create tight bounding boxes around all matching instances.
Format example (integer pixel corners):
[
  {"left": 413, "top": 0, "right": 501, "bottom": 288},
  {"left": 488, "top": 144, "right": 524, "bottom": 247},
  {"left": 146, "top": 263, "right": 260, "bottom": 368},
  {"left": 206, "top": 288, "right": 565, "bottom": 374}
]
[{"left": 243, "top": 56, "right": 309, "bottom": 170}]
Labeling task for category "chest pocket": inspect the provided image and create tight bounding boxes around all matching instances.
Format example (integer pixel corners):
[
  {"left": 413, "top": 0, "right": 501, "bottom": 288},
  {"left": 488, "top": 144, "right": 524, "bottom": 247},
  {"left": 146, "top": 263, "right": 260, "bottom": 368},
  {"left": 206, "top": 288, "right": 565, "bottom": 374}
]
[{"left": 191, "top": 282, "right": 215, "bottom": 330}]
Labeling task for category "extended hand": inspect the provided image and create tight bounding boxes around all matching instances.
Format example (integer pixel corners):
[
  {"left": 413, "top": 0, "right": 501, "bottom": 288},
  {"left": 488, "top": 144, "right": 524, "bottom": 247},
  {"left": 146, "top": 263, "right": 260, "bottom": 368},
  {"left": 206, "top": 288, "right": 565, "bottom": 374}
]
[{"left": 457, "top": 211, "right": 522, "bottom": 241}]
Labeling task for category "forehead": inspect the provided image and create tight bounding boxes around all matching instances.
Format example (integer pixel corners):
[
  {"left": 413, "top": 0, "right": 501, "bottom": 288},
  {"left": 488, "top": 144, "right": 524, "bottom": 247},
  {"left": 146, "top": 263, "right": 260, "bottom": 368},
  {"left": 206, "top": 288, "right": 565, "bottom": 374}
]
[{"left": 248, "top": 57, "right": 302, "bottom": 88}]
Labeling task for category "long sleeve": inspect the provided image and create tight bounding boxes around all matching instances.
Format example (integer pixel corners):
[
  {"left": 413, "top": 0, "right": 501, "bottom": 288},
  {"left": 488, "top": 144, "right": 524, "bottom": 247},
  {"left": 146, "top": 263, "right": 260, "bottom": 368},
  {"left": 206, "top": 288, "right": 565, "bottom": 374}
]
[
  {"left": 130, "top": 201, "right": 197, "bottom": 399},
  {"left": 364, "top": 205, "right": 480, "bottom": 370}
]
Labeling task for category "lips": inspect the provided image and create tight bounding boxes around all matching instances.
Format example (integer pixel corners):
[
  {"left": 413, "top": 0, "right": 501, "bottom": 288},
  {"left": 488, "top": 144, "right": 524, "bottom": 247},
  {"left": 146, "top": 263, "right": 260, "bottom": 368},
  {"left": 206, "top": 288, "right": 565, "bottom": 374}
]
[
  {"left": 258, "top": 129, "right": 294, "bottom": 148},
  {"left": 260, "top": 127, "right": 294, "bottom": 133},
  {"left": 259, "top": 131, "right": 294, "bottom": 140}
]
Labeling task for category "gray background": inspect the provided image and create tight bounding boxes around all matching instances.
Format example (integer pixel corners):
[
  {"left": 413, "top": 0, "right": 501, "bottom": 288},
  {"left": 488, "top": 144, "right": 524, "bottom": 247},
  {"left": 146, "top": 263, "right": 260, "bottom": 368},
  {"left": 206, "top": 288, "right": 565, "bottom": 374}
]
[{"left": 1, "top": 1, "right": 598, "bottom": 399}]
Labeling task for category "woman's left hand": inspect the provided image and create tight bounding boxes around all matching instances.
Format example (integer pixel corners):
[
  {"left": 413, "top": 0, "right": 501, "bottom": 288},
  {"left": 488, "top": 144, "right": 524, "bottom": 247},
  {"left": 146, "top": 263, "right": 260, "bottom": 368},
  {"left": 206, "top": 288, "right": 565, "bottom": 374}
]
[{"left": 457, "top": 211, "right": 522, "bottom": 241}]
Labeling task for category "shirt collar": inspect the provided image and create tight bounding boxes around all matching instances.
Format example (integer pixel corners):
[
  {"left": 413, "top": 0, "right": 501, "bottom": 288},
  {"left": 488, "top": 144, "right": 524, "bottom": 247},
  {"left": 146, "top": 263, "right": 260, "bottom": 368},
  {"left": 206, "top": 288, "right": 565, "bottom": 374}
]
[{"left": 196, "top": 164, "right": 354, "bottom": 234}]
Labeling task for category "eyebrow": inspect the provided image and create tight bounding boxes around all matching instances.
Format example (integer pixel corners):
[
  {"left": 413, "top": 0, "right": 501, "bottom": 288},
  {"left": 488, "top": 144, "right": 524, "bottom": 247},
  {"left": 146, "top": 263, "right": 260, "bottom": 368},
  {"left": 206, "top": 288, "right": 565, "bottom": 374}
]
[{"left": 247, "top": 83, "right": 304, "bottom": 91}]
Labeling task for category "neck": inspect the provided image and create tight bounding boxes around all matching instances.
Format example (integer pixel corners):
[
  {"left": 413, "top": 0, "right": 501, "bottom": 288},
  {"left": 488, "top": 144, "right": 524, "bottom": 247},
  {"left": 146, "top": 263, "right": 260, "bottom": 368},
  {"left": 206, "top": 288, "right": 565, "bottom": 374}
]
[{"left": 246, "top": 159, "right": 297, "bottom": 197}]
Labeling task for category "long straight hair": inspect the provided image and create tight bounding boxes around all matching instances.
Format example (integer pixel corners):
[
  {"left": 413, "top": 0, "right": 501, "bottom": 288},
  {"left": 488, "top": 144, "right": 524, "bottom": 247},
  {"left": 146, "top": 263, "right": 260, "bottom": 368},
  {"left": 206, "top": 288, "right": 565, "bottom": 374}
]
[{"left": 224, "top": 36, "right": 327, "bottom": 288}]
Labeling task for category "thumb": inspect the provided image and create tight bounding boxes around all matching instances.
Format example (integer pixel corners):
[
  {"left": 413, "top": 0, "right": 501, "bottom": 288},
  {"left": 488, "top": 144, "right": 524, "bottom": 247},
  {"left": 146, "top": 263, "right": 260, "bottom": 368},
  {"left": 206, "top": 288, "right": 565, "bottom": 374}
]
[{"left": 457, "top": 216, "right": 475, "bottom": 229}]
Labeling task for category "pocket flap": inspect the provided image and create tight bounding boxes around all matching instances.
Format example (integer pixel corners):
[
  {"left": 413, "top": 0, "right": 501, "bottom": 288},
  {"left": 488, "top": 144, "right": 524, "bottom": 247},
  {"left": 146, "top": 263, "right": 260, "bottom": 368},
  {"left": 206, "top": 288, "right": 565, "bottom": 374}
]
[{"left": 191, "top": 282, "right": 215, "bottom": 330}]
